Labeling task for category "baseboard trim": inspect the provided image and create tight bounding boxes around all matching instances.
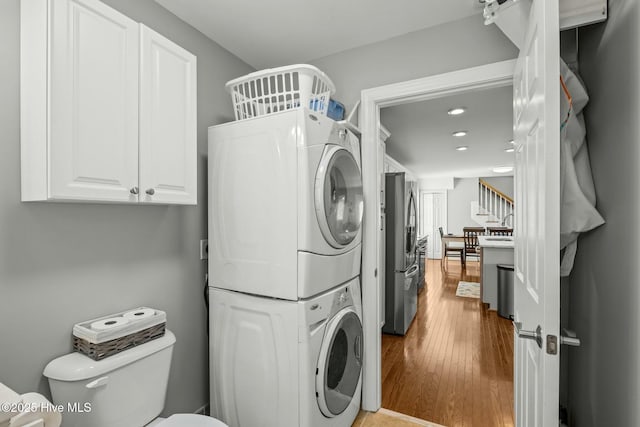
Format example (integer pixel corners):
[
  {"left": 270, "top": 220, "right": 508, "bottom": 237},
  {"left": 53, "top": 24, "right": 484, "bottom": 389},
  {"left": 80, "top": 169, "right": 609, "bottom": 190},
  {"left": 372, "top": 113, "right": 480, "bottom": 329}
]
[{"left": 195, "top": 403, "right": 209, "bottom": 416}]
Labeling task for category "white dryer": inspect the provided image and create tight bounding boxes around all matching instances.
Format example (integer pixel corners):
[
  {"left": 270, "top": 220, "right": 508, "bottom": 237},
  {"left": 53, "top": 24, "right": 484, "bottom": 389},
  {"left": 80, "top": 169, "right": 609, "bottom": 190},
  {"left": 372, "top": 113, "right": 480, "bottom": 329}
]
[
  {"left": 208, "top": 278, "right": 362, "bottom": 427},
  {"left": 208, "top": 108, "right": 363, "bottom": 300}
]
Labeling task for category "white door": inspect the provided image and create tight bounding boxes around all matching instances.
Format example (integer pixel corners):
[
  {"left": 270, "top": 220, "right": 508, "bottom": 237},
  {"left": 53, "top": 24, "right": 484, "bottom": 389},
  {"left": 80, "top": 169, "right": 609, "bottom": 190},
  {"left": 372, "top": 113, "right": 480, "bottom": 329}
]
[
  {"left": 421, "top": 191, "right": 446, "bottom": 259},
  {"left": 139, "top": 25, "right": 197, "bottom": 205},
  {"left": 49, "top": 0, "right": 139, "bottom": 202},
  {"left": 512, "top": 0, "right": 560, "bottom": 426}
]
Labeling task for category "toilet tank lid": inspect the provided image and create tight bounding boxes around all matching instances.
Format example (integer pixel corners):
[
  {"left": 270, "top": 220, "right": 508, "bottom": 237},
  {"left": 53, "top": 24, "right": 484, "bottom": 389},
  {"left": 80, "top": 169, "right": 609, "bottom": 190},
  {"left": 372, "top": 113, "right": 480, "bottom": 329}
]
[{"left": 43, "top": 330, "right": 176, "bottom": 382}]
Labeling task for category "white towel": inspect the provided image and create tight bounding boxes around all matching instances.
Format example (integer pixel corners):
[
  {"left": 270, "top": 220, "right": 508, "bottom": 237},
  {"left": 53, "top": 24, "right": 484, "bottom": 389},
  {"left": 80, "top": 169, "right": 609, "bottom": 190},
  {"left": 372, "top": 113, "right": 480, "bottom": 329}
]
[{"left": 559, "top": 59, "right": 605, "bottom": 276}]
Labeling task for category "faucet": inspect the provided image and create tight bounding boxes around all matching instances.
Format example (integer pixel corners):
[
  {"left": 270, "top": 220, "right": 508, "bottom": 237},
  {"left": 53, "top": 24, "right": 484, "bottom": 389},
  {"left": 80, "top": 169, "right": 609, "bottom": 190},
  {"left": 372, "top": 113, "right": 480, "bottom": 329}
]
[{"left": 501, "top": 212, "right": 514, "bottom": 227}]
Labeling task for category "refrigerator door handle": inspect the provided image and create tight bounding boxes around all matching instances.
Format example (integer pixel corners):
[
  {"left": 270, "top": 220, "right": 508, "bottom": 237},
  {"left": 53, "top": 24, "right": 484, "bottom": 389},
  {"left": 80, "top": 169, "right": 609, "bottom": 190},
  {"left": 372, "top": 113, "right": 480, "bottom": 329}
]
[{"left": 405, "top": 264, "right": 419, "bottom": 278}]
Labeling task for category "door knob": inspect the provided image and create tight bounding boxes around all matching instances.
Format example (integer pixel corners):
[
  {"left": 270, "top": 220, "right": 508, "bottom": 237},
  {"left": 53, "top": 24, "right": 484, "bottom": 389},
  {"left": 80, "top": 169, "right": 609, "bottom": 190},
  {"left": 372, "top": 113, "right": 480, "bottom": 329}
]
[
  {"left": 513, "top": 321, "right": 542, "bottom": 349},
  {"left": 130, "top": 186, "right": 139, "bottom": 195},
  {"left": 146, "top": 188, "right": 155, "bottom": 195},
  {"left": 560, "top": 328, "right": 581, "bottom": 347}
]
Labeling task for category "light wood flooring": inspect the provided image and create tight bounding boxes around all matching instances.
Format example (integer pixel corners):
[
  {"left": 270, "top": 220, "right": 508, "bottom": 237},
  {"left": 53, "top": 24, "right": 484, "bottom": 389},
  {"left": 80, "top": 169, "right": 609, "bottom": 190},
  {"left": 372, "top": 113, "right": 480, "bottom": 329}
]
[
  {"left": 381, "top": 259, "right": 514, "bottom": 427},
  {"left": 353, "top": 408, "right": 445, "bottom": 427}
]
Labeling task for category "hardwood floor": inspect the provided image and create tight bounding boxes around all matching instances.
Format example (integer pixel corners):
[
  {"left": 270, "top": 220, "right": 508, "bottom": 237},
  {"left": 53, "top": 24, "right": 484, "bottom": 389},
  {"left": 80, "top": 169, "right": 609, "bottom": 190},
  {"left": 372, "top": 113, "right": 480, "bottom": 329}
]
[{"left": 381, "top": 259, "right": 514, "bottom": 427}]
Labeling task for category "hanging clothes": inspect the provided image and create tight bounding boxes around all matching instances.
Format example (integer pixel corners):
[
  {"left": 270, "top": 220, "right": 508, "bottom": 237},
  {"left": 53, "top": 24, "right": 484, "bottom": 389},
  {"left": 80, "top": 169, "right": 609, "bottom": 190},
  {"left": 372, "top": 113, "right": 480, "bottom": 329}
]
[{"left": 559, "top": 59, "right": 605, "bottom": 276}]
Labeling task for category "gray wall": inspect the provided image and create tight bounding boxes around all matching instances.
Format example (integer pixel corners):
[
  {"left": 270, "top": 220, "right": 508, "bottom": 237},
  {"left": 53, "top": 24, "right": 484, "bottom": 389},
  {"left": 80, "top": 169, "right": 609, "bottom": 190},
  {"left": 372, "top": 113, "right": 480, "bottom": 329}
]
[
  {"left": 481, "top": 176, "right": 514, "bottom": 200},
  {"left": 0, "top": 0, "right": 252, "bottom": 416},
  {"left": 568, "top": 0, "right": 640, "bottom": 425},
  {"left": 447, "top": 178, "right": 479, "bottom": 235},
  {"left": 310, "top": 14, "right": 518, "bottom": 113}
]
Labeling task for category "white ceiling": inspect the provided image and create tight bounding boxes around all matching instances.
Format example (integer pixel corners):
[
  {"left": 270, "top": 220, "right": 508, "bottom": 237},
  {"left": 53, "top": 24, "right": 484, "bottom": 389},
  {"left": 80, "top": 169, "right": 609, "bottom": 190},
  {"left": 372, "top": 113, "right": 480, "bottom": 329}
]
[
  {"left": 155, "top": 0, "right": 512, "bottom": 179},
  {"left": 381, "top": 85, "right": 514, "bottom": 179},
  {"left": 155, "top": 0, "right": 484, "bottom": 69}
]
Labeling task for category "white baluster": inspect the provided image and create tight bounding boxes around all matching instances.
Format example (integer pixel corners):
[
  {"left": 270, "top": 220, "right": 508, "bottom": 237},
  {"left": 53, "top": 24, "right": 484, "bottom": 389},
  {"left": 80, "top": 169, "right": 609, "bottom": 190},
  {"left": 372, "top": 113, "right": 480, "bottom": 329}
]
[{"left": 491, "top": 190, "right": 495, "bottom": 218}]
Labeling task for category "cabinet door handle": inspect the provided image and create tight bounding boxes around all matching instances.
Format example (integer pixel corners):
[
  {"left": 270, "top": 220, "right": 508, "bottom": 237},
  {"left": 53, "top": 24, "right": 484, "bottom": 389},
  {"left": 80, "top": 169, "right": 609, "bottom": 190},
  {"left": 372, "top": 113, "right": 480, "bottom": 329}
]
[
  {"left": 130, "top": 186, "right": 139, "bottom": 195},
  {"left": 146, "top": 188, "right": 155, "bottom": 195}
]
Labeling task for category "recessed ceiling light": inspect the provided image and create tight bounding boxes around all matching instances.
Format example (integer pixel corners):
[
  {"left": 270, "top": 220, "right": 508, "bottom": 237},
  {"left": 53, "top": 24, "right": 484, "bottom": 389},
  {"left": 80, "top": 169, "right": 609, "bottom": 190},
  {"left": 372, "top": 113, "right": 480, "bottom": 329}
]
[
  {"left": 452, "top": 131, "right": 468, "bottom": 137},
  {"left": 509, "top": 139, "right": 515, "bottom": 144},
  {"left": 505, "top": 147, "right": 515, "bottom": 153},
  {"left": 492, "top": 166, "right": 514, "bottom": 173},
  {"left": 447, "top": 107, "right": 466, "bottom": 116},
  {"left": 456, "top": 146, "right": 468, "bottom": 151}
]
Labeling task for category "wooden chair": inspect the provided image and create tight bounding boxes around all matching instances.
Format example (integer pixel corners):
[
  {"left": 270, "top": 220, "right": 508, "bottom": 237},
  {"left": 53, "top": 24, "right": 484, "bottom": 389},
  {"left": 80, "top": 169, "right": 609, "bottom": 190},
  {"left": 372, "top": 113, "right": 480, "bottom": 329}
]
[
  {"left": 463, "top": 227, "right": 485, "bottom": 264},
  {"left": 487, "top": 227, "right": 513, "bottom": 236},
  {"left": 439, "top": 227, "right": 465, "bottom": 267}
]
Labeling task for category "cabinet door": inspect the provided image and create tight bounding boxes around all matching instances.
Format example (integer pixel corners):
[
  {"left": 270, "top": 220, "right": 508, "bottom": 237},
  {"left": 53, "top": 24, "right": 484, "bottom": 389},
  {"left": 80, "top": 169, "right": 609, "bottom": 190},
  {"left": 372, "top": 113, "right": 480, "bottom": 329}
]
[
  {"left": 49, "top": 0, "right": 140, "bottom": 202},
  {"left": 139, "top": 25, "right": 197, "bottom": 205}
]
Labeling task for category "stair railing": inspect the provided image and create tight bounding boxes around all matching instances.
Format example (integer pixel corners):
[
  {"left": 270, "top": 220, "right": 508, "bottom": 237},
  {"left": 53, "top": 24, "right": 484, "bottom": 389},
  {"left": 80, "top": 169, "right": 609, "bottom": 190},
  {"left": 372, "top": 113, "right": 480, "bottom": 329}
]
[{"left": 478, "top": 179, "right": 514, "bottom": 227}]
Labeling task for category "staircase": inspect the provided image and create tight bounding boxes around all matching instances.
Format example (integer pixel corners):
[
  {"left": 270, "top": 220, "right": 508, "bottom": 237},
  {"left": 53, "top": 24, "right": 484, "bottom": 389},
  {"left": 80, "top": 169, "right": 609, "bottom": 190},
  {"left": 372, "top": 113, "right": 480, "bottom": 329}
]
[{"left": 471, "top": 179, "right": 514, "bottom": 228}]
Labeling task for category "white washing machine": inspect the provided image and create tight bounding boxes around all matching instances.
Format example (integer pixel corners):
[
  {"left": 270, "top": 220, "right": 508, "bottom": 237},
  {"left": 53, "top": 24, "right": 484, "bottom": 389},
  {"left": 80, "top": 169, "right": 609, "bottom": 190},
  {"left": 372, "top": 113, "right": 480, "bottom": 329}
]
[
  {"left": 209, "top": 278, "right": 363, "bottom": 427},
  {"left": 208, "top": 108, "right": 363, "bottom": 300}
]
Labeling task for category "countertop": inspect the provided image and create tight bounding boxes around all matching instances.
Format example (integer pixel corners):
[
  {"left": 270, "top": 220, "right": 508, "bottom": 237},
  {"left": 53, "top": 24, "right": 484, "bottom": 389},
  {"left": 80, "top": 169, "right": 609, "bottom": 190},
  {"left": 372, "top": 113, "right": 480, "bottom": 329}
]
[{"left": 478, "top": 235, "right": 514, "bottom": 249}]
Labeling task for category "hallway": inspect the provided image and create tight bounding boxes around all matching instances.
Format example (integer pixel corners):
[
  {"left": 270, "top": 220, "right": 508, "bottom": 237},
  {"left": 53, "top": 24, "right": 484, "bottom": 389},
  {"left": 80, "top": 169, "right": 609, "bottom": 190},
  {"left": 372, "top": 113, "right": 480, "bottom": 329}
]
[{"left": 381, "top": 259, "right": 514, "bottom": 426}]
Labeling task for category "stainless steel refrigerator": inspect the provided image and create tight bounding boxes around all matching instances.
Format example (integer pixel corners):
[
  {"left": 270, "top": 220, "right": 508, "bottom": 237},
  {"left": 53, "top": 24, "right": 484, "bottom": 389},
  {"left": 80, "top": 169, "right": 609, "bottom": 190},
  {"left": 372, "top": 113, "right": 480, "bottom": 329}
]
[{"left": 383, "top": 172, "right": 418, "bottom": 335}]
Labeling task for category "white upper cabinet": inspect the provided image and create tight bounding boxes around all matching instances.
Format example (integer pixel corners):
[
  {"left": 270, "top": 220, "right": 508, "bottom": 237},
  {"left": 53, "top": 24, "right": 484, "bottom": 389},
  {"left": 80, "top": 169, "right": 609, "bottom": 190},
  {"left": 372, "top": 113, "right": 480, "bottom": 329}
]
[
  {"left": 139, "top": 25, "right": 197, "bottom": 205},
  {"left": 20, "top": 0, "right": 197, "bottom": 205},
  {"left": 51, "top": 0, "right": 140, "bottom": 202}
]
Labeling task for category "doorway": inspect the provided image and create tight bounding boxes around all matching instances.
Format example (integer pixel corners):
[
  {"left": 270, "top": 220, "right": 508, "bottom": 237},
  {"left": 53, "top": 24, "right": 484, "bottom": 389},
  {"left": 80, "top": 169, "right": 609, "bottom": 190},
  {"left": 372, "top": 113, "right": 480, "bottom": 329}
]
[
  {"left": 420, "top": 191, "right": 447, "bottom": 259},
  {"left": 359, "top": 59, "right": 516, "bottom": 411},
  {"left": 377, "top": 85, "right": 515, "bottom": 425}
]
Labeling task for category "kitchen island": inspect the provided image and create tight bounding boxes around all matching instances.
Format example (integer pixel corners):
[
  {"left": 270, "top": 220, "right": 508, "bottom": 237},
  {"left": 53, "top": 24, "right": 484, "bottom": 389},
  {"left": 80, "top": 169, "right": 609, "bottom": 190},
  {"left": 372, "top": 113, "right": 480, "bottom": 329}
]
[{"left": 478, "top": 235, "right": 514, "bottom": 310}]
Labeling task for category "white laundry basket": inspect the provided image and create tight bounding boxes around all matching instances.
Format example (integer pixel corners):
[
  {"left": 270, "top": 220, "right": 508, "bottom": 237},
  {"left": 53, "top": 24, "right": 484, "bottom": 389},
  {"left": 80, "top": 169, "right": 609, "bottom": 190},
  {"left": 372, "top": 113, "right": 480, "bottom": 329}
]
[{"left": 225, "top": 64, "right": 336, "bottom": 120}]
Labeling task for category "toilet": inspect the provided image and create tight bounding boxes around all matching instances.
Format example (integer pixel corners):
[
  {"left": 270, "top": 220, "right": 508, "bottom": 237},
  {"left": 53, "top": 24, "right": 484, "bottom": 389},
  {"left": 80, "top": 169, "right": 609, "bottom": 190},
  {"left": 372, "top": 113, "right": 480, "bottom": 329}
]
[{"left": 43, "top": 330, "right": 226, "bottom": 427}]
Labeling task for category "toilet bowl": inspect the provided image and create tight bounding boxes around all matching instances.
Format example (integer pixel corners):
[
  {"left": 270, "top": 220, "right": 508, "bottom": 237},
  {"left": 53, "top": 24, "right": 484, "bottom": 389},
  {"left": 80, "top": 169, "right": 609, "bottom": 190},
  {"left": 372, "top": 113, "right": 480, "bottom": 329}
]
[
  {"left": 153, "top": 414, "right": 228, "bottom": 427},
  {"left": 43, "top": 330, "right": 227, "bottom": 427}
]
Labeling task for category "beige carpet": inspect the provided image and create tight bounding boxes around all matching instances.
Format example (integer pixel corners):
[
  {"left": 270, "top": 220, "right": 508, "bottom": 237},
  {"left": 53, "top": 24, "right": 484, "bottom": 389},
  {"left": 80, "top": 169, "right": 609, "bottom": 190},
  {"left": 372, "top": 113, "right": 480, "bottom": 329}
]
[
  {"left": 455, "top": 281, "right": 480, "bottom": 298},
  {"left": 353, "top": 408, "right": 446, "bottom": 427}
]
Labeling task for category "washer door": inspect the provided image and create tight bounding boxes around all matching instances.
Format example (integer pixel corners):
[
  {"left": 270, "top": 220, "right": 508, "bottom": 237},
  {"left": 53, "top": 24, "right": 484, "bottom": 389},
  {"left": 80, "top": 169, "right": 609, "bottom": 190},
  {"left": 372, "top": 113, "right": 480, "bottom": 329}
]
[
  {"left": 315, "top": 146, "right": 363, "bottom": 248},
  {"left": 316, "top": 307, "right": 363, "bottom": 417}
]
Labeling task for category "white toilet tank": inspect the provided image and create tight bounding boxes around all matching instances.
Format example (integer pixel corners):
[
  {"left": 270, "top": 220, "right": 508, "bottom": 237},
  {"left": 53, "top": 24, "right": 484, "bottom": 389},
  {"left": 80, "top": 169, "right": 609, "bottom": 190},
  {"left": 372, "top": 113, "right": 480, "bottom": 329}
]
[{"left": 43, "top": 330, "right": 176, "bottom": 427}]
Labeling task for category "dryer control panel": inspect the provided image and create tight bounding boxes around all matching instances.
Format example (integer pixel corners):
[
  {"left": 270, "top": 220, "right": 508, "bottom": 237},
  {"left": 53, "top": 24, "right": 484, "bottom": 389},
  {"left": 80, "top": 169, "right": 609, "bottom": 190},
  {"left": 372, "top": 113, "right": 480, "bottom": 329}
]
[
  {"left": 300, "top": 276, "right": 361, "bottom": 334},
  {"left": 330, "top": 285, "right": 354, "bottom": 316}
]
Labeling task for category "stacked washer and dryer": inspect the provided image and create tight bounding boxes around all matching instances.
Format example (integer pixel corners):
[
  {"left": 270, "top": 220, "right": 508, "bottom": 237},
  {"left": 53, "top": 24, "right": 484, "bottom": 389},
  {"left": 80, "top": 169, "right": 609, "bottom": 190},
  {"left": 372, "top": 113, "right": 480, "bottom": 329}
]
[{"left": 207, "top": 66, "right": 364, "bottom": 427}]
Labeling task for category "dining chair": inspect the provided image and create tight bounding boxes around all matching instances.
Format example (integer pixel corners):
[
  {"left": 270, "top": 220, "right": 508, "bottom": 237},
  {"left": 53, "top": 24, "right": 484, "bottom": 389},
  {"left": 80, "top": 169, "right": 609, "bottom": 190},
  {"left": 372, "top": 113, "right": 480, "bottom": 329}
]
[
  {"left": 462, "top": 226, "right": 485, "bottom": 264},
  {"left": 487, "top": 227, "right": 513, "bottom": 236},
  {"left": 439, "top": 227, "right": 465, "bottom": 268}
]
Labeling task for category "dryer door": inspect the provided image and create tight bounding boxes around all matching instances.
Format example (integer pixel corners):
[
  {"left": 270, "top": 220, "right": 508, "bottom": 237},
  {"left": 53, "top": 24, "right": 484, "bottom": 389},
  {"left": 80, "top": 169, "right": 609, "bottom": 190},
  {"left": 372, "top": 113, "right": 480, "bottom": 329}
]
[
  {"left": 315, "top": 145, "right": 363, "bottom": 248},
  {"left": 316, "top": 307, "right": 363, "bottom": 417}
]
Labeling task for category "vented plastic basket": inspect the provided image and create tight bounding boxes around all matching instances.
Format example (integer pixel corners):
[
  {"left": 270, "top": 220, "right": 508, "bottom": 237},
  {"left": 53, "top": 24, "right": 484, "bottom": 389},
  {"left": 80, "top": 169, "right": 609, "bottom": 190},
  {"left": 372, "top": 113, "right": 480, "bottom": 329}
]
[{"left": 226, "top": 64, "right": 336, "bottom": 120}]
